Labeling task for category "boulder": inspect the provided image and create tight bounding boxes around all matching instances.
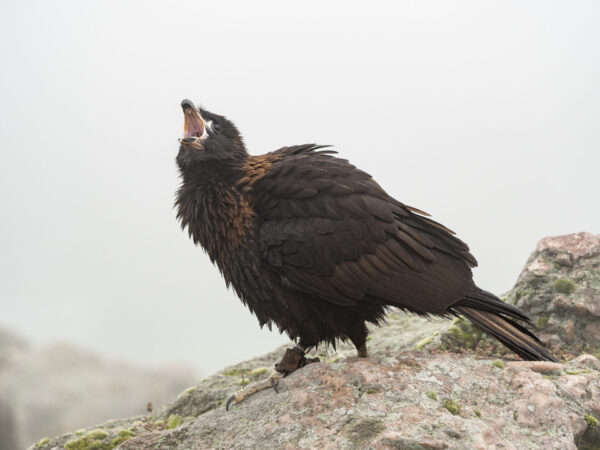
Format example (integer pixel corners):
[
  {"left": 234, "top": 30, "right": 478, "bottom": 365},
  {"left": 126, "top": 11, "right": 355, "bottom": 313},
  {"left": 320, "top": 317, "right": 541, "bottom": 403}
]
[{"left": 28, "top": 233, "right": 600, "bottom": 449}]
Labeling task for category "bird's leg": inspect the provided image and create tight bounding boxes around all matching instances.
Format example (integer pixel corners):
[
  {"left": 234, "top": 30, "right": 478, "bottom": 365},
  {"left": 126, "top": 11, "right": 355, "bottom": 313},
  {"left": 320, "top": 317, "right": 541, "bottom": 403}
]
[
  {"left": 349, "top": 323, "right": 369, "bottom": 358},
  {"left": 226, "top": 346, "right": 320, "bottom": 411},
  {"left": 356, "top": 342, "right": 368, "bottom": 358},
  {"left": 274, "top": 346, "right": 320, "bottom": 375}
]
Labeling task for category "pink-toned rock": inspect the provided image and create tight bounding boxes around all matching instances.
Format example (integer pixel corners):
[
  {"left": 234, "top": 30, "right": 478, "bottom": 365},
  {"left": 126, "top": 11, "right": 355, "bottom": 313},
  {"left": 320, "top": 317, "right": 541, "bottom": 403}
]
[
  {"left": 37, "top": 351, "right": 599, "bottom": 450},
  {"left": 536, "top": 232, "right": 600, "bottom": 261},
  {"left": 567, "top": 353, "right": 600, "bottom": 371},
  {"left": 526, "top": 256, "right": 552, "bottom": 276},
  {"left": 585, "top": 322, "right": 600, "bottom": 340},
  {"left": 564, "top": 319, "right": 575, "bottom": 343},
  {"left": 507, "top": 360, "right": 563, "bottom": 375},
  {"left": 28, "top": 233, "right": 600, "bottom": 450},
  {"left": 503, "top": 232, "right": 600, "bottom": 357}
]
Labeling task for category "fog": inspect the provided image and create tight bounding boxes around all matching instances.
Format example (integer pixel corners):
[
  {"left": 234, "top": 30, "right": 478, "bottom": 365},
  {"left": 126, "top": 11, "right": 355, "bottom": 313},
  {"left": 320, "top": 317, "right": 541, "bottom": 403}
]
[{"left": 1, "top": 0, "right": 599, "bottom": 376}]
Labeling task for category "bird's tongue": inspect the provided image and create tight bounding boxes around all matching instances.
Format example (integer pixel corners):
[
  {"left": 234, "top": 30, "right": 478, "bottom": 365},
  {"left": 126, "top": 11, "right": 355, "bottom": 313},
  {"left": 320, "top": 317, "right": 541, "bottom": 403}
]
[{"left": 184, "top": 109, "right": 204, "bottom": 138}]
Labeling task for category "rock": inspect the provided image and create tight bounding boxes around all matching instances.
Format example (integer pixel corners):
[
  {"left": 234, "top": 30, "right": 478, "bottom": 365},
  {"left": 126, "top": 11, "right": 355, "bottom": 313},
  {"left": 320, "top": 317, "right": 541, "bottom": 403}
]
[
  {"left": 435, "top": 232, "right": 600, "bottom": 361},
  {"left": 28, "top": 352, "right": 599, "bottom": 449},
  {"left": 29, "top": 232, "right": 600, "bottom": 449},
  {"left": 505, "top": 232, "right": 600, "bottom": 359},
  {"left": 506, "top": 361, "right": 563, "bottom": 375},
  {"left": 0, "top": 330, "right": 196, "bottom": 450}
]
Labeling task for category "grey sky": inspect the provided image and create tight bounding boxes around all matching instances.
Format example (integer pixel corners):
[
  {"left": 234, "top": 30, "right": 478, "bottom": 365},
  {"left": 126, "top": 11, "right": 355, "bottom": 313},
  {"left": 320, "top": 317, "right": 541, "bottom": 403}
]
[{"left": 1, "top": 1, "right": 599, "bottom": 375}]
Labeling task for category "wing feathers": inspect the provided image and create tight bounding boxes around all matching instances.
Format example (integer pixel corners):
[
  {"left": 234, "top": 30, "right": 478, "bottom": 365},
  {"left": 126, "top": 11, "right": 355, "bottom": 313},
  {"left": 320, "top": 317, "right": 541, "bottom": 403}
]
[{"left": 252, "top": 145, "right": 477, "bottom": 312}]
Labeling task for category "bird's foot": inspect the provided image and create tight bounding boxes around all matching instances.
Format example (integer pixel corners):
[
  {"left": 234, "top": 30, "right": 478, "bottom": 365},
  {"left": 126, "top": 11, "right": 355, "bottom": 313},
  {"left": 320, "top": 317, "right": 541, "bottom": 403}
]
[
  {"left": 274, "top": 347, "right": 320, "bottom": 376},
  {"left": 225, "top": 347, "right": 320, "bottom": 411}
]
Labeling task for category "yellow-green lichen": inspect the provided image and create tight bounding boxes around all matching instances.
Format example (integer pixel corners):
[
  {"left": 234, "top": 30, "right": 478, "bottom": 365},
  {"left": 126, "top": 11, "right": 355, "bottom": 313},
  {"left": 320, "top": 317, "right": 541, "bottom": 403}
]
[
  {"left": 492, "top": 360, "right": 504, "bottom": 369},
  {"left": 585, "top": 414, "right": 598, "bottom": 429},
  {"left": 514, "top": 290, "right": 526, "bottom": 300},
  {"left": 36, "top": 437, "right": 50, "bottom": 447},
  {"left": 238, "top": 377, "right": 250, "bottom": 385},
  {"left": 415, "top": 336, "right": 434, "bottom": 350},
  {"left": 425, "top": 391, "right": 437, "bottom": 401},
  {"left": 250, "top": 367, "right": 268, "bottom": 378},
  {"left": 74, "top": 429, "right": 86, "bottom": 436},
  {"left": 473, "top": 409, "right": 482, "bottom": 418},
  {"left": 223, "top": 367, "right": 248, "bottom": 376},
  {"left": 154, "top": 419, "right": 165, "bottom": 427},
  {"left": 553, "top": 278, "right": 576, "bottom": 294},
  {"left": 109, "top": 429, "right": 135, "bottom": 447},
  {"left": 566, "top": 370, "right": 579, "bottom": 375},
  {"left": 64, "top": 429, "right": 110, "bottom": 450},
  {"left": 130, "top": 421, "right": 144, "bottom": 430},
  {"left": 178, "top": 386, "right": 197, "bottom": 398},
  {"left": 443, "top": 400, "right": 461, "bottom": 415},
  {"left": 167, "top": 414, "right": 181, "bottom": 429},
  {"left": 86, "top": 429, "right": 108, "bottom": 440},
  {"left": 117, "top": 429, "right": 135, "bottom": 438},
  {"left": 366, "top": 388, "right": 378, "bottom": 394}
]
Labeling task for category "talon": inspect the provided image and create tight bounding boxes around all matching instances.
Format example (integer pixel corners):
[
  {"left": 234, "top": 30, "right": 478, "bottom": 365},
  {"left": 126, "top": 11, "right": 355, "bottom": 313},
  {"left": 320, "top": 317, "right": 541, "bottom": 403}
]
[
  {"left": 226, "top": 395, "right": 235, "bottom": 411},
  {"left": 270, "top": 377, "right": 279, "bottom": 393}
]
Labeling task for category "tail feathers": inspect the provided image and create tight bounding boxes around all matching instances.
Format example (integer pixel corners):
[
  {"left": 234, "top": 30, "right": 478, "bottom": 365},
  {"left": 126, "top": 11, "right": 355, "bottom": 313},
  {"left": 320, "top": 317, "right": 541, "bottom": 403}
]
[
  {"left": 455, "top": 305, "right": 558, "bottom": 362},
  {"left": 459, "top": 288, "right": 531, "bottom": 323}
]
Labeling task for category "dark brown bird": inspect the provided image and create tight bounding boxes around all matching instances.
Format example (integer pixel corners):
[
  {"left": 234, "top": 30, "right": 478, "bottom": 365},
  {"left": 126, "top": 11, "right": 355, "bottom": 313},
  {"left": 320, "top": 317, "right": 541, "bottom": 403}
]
[{"left": 175, "top": 99, "right": 556, "bottom": 383}]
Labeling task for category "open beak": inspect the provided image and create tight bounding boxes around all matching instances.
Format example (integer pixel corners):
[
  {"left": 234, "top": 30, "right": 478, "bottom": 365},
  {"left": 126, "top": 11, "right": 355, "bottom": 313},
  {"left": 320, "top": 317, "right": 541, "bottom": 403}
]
[{"left": 180, "top": 99, "right": 205, "bottom": 145}]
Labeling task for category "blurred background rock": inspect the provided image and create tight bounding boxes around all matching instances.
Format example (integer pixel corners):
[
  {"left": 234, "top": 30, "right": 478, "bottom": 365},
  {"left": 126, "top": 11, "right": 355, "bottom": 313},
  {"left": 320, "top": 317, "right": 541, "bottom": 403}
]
[{"left": 0, "top": 328, "right": 195, "bottom": 449}]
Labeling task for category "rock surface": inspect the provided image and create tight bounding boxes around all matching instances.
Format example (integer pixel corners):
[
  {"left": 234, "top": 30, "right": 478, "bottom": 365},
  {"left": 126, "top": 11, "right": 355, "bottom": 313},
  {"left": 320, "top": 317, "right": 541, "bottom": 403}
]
[
  {"left": 0, "top": 330, "right": 196, "bottom": 450},
  {"left": 29, "top": 233, "right": 600, "bottom": 449}
]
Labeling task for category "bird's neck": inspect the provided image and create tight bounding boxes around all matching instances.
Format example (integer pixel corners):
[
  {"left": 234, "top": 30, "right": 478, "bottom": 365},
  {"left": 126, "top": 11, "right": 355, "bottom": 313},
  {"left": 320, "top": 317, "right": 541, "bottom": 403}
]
[{"left": 176, "top": 157, "right": 256, "bottom": 265}]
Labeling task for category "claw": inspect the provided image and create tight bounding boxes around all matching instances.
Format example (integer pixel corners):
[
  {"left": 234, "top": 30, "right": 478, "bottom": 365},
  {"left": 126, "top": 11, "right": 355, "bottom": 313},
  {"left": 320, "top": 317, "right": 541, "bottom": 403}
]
[
  {"left": 270, "top": 377, "right": 279, "bottom": 393},
  {"left": 226, "top": 395, "right": 235, "bottom": 411}
]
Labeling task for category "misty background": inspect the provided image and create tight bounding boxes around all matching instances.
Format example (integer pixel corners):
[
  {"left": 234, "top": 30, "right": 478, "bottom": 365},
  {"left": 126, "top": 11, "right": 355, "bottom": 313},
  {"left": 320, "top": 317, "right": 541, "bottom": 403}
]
[{"left": 1, "top": 0, "right": 599, "bottom": 379}]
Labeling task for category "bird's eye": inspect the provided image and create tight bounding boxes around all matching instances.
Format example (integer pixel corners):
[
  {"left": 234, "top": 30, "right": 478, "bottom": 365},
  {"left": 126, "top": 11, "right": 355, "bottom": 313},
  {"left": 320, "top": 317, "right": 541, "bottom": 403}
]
[{"left": 212, "top": 122, "right": 220, "bottom": 133}]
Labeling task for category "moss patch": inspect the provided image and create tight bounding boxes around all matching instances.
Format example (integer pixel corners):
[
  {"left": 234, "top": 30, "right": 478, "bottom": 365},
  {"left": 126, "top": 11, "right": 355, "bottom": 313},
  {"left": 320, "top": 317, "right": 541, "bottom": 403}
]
[
  {"left": 492, "top": 360, "right": 504, "bottom": 369},
  {"left": 110, "top": 429, "right": 136, "bottom": 447},
  {"left": 223, "top": 367, "right": 249, "bottom": 376},
  {"left": 578, "top": 415, "right": 600, "bottom": 450},
  {"left": 585, "top": 414, "right": 598, "bottom": 429},
  {"left": 64, "top": 429, "right": 110, "bottom": 450},
  {"left": 444, "top": 317, "right": 483, "bottom": 350},
  {"left": 553, "top": 278, "right": 576, "bottom": 294},
  {"left": 346, "top": 418, "right": 385, "bottom": 445},
  {"left": 249, "top": 367, "right": 268, "bottom": 378},
  {"left": 425, "top": 391, "right": 437, "bottom": 401},
  {"left": 167, "top": 414, "right": 181, "bottom": 429},
  {"left": 473, "top": 409, "right": 482, "bottom": 418},
  {"left": 36, "top": 437, "right": 50, "bottom": 447},
  {"left": 414, "top": 336, "right": 435, "bottom": 350},
  {"left": 443, "top": 400, "right": 461, "bottom": 415},
  {"left": 535, "top": 316, "right": 549, "bottom": 329}
]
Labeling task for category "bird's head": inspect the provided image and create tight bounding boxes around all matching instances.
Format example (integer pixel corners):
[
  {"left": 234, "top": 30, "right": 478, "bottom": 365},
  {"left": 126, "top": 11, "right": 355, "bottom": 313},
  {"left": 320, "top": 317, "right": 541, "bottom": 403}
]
[{"left": 177, "top": 99, "right": 246, "bottom": 170}]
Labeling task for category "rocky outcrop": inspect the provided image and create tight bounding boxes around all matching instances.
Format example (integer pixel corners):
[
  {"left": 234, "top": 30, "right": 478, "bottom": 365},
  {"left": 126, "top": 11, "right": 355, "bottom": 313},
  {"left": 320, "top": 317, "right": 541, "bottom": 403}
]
[
  {"left": 508, "top": 232, "right": 600, "bottom": 356},
  {"left": 29, "top": 233, "right": 600, "bottom": 449},
  {"left": 0, "top": 331, "right": 195, "bottom": 450}
]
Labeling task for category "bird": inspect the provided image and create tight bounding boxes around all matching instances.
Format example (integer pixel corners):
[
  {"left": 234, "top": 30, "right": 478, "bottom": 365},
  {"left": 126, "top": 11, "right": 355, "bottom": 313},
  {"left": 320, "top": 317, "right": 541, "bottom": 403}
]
[{"left": 174, "top": 99, "right": 557, "bottom": 407}]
